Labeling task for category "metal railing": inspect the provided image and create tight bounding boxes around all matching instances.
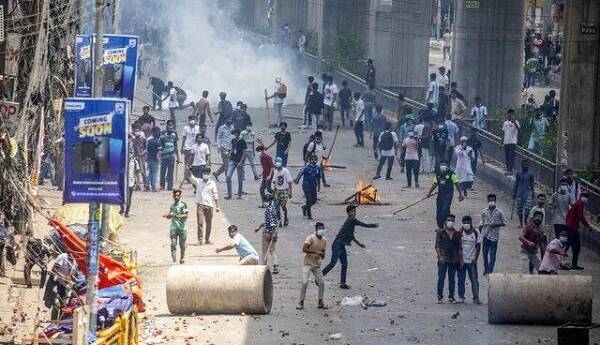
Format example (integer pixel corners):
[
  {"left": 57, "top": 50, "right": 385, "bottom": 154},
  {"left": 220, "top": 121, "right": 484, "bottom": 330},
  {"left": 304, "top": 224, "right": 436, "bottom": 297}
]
[{"left": 301, "top": 52, "right": 600, "bottom": 217}]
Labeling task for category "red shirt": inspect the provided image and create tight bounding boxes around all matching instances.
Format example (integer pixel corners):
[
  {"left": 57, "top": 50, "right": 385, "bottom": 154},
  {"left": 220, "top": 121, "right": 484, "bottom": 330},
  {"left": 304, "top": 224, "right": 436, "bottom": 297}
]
[
  {"left": 566, "top": 199, "right": 590, "bottom": 231},
  {"left": 521, "top": 223, "right": 544, "bottom": 254},
  {"left": 260, "top": 153, "right": 273, "bottom": 181}
]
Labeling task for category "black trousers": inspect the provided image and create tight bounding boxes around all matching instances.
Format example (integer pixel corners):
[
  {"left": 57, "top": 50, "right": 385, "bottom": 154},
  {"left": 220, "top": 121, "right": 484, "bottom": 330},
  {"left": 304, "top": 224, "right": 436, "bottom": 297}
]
[
  {"left": 303, "top": 185, "right": 318, "bottom": 217},
  {"left": 436, "top": 193, "right": 453, "bottom": 229},
  {"left": 564, "top": 229, "right": 581, "bottom": 267},
  {"left": 354, "top": 121, "right": 364, "bottom": 146},
  {"left": 504, "top": 144, "right": 516, "bottom": 173},
  {"left": 405, "top": 160, "right": 420, "bottom": 186},
  {"left": 120, "top": 186, "right": 134, "bottom": 215},
  {"left": 376, "top": 156, "right": 394, "bottom": 178}
]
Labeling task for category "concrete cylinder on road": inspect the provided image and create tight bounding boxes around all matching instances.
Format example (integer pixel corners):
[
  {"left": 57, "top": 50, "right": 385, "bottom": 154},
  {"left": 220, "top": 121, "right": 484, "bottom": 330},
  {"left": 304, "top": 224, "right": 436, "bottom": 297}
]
[
  {"left": 166, "top": 265, "right": 273, "bottom": 315},
  {"left": 488, "top": 273, "right": 592, "bottom": 325}
]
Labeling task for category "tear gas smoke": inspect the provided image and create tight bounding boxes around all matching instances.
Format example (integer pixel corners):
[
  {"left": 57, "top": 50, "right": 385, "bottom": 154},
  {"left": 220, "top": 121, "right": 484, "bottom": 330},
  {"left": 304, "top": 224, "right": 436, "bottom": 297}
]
[{"left": 125, "top": 0, "right": 304, "bottom": 107}]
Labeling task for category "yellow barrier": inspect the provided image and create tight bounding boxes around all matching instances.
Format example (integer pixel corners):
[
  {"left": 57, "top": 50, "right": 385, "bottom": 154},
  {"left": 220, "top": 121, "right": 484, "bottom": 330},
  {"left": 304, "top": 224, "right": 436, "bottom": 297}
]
[{"left": 94, "top": 309, "right": 138, "bottom": 345}]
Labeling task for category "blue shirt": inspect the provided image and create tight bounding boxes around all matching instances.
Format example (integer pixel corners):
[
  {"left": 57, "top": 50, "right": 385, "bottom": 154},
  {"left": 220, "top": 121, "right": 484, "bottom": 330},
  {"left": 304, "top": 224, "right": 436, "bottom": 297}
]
[
  {"left": 371, "top": 113, "right": 387, "bottom": 139},
  {"left": 232, "top": 233, "right": 258, "bottom": 259},
  {"left": 147, "top": 138, "right": 161, "bottom": 162},
  {"left": 298, "top": 164, "right": 321, "bottom": 188},
  {"left": 445, "top": 120, "right": 459, "bottom": 147}
]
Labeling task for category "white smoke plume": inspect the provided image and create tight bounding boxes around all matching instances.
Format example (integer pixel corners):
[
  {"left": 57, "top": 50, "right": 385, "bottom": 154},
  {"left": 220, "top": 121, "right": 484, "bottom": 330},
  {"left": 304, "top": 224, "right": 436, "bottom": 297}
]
[{"left": 160, "top": 1, "right": 304, "bottom": 107}]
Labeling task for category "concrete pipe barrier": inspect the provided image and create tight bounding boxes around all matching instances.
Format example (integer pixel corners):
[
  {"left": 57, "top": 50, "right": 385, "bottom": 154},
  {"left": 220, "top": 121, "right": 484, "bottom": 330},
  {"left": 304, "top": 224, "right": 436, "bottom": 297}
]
[
  {"left": 166, "top": 265, "right": 273, "bottom": 315},
  {"left": 488, "top": 273, "right": 592, "bottom": 325}
]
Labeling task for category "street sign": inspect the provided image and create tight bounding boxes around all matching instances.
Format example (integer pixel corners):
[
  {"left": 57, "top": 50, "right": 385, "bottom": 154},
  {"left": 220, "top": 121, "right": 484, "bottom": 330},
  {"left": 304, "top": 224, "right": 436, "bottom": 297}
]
[
  {"left": 581, "top": 23, "right": 598, "bottom": 35},
  {"left": 63, "top": 98, "right": 129, "bottom": 205},
  {"left": 466, "top": 0, "right": 480, "bottom": 9},
  {"left": 0, "top": 100, "right": 19, "bottom": 131}
]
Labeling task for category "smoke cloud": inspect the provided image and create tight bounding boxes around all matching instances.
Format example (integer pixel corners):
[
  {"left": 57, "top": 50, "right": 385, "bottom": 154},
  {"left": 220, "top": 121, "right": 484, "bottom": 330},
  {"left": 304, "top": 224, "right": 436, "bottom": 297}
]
[{"left": 124, "top": 0, "right": 304, "bottom": 107}]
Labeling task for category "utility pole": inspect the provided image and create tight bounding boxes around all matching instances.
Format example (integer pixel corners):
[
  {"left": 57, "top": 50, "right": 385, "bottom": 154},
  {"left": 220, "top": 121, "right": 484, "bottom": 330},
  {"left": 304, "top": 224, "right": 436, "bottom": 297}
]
[
  {"left": 112, "top": 0, "right": 120, "bottom": 33},
  {"left": 86, "top": 0, "right": 105, "bottom": 340},
  {"left": 436, "top": 0, "right": 442, "bottom": 39}
]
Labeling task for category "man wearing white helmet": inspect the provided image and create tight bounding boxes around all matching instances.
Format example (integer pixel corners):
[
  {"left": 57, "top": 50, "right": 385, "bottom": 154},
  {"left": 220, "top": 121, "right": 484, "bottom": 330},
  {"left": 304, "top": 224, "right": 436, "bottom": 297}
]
[{"left": 454, "top": 136, "right": 475, "bottom": 195}]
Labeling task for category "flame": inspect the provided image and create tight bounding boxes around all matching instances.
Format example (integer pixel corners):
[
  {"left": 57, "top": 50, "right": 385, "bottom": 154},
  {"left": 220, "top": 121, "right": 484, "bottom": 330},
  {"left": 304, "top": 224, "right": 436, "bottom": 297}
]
[
  {"left": 322, "top": 159, "right": 332, "bottom": 171},
  {"left": 355, "top": 180, "right": 381, "bottom": 205}
]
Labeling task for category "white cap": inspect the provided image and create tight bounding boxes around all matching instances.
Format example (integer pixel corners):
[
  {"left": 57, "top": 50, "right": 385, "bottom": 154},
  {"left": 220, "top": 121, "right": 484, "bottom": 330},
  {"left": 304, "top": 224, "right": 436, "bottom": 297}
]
[
  {"left": 460, "top": 136, "right": 468, "bottom": 142},
  {"left": 275, "top": 77, "right": 282, "bottom": 83}
]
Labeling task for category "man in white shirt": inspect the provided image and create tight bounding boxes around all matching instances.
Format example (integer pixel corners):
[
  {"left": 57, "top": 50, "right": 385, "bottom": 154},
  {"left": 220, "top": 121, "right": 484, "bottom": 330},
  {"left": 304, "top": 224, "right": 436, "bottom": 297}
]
[
  {"left": 191, "top": 133, "right": 210, "bottom": 178},
  {"left": 266, "top": 78, "right": 287, "bottom": 126},
  {"left": 271, "top": 157, "right": 293, "bottom": 227},
  {"left": 471, "top": 96, "right": 488, "bottom": 129},
  {"left": 501, "top": 108, "right": 520, "bottom": 174},
  {"left": 457, "top": 216, "right": 482, "bottom": 304},
  {"left": 190, "top": 168, "right": 220, "bottom": 245},
  {"left": 438, "top": 67, "right": 449, "bottom": 90},
  {"left": 427, "top": 73, "right": 439, "bottom": 106},
  {"left": 353, "top": 92, "right": 365, "bottom": 147},
  {"left": 216, "top": 225, "right": 260, "bottom": 265},
  {"left": 181, "top": 115, "right": 200, "bottom": 183},
  {"left": 373, "top": 122, "right": 398, "bottom": 180},
  {"left": 323, "top": 75, "right": 338, "bottom": 131},
  {"left": 164, "top": 81, "right": 178, "bottom": 124},
  {"left": 213, "top": 118, "right": 234, "bottom": 181}
]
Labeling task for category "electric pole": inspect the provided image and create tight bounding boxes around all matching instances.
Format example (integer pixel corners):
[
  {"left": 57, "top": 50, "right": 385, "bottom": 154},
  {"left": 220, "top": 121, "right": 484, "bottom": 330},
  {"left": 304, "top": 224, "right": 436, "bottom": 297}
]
[{"left": 86, "top": 0, "right": 105, "bottom": 339}]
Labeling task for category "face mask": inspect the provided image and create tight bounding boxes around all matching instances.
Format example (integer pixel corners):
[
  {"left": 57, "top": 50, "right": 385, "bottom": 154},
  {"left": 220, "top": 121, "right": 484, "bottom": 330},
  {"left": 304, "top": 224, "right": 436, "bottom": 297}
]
[
  {"left": 581, "top": 197, "right": 588, "bottom": 203},
  {"left": 439, "top": 165, "right": 448, "bottom": 172},
  {"left": 189, "top": 121, "right": 196, "bottom": 126},
  {"left": 559, "top": 185, "right": 568, "bottom": 193},
  {"left": 202, "top": 174, "right": 210, "bottom": 181},
  {"left": 246, "top": 127, "right": 252, "bottom": 131},
  {"left": 559, "top": 236, "right": 568, "bottom": 244},
  {"left": 446, "top": 221, "right": 455, "bottom": 229},
  {"left": 534, "top": 219, "right": 542, "bottom": 225},
  {"left": 488, "top": 201, "right": 496, "bottom": 208},
  {"left": 316, "top": 229, "right": 326, "bottom": 237},
  {"left": 275, "top": 162, "right": 282, "bottom": 168},
  {"left": 438, "top": 125, "right": 444, "bottom": 129},
  {"left": 463, "top": 224, "right": 471, "bottom": 231},
  {"left": 408, "top": 132, "right": 415, "bottom": 138}
]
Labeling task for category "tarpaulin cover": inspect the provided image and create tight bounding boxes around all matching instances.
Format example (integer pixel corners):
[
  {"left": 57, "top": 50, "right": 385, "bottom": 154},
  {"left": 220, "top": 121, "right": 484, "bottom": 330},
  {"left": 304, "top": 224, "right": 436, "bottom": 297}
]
[
  {"left": 49, "top": 218, "right": 144, "bottom": 311},
  {"left": 53, "top": 204, "right": 124, "bottom": 240}
]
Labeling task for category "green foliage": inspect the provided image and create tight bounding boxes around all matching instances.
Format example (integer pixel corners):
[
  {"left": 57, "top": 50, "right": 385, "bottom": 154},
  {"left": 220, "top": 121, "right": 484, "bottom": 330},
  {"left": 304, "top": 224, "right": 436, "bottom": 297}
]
[
  {"left": 305, "top": 31, "right": 318, "bottom": 56},
  {"left": 578, "top": 169, "right": 600, "bottom": 186},
  {"left": 331, "top": 33, "right": 367, "bottom": 77}
]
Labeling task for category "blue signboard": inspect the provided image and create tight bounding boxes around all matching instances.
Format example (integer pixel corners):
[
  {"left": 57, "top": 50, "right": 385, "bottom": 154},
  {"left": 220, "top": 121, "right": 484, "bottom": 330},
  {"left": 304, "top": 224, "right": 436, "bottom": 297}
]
[
  {"left": 63, "top": 98, "right": 129, "bottom": 204},
  {"left": 74, "top": 35, "right": 94, "bottom": 98},
  {"left": 74, "top": 34, "right": 139, "bottom": 102}
]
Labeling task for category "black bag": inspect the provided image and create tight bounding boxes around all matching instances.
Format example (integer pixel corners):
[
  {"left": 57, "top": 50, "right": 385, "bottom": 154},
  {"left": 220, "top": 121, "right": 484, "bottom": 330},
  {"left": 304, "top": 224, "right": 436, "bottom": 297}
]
[{"left": 379, "top": 132, "right": 394, "bottom": 151}]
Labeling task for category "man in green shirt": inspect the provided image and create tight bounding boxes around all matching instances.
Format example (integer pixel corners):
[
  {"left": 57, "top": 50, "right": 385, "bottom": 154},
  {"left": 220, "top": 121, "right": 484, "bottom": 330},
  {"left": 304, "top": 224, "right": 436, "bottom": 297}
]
[{"left": 163, "top": 189, "right": 189, "bottom": 264}]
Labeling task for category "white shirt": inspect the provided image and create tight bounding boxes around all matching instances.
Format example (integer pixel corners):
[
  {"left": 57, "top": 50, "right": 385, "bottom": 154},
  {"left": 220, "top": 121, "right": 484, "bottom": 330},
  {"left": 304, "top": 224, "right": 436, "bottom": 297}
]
[
  {"left": 439, "top": 73, "right": 449, "bottom": 89},
  {"left": 272, "top": 168, "right": 293, "bottom": 190},
  {"left": 378, "top": 131, "right": 398, "bottom": 157},
  {"left": 190, "top": 176, "right": 219, "bottom": 207},
  {"left": 183, "top": 124, "right": 200, "bottom": 151},
  {"left": 354, "top": 99, "right": 365, "bottom": 122},
  {"left": 168, "top": 87, "right": 178, "bottom": 108},
  {"left": 502, "top": 120, "right": 520, "bottom": 145},
  {"left": 461, "top": 230, "right": 482, "bottom": 264},
  {"left": 427, "top": 81, "right": 439, "bottom": 105},
  {"left": 413, "top": 124, "right": 425, "bottom": 136},
  {"left": 191, "top": 142, "right": 210, "bottom": 166},
  {"left": 323, "top": 83, "right": 339, "bottom": 106},
  {"left": 307, "top": 141, "right": 325, "bottom": 162},
  {"left": 471, "top": 105, "right": 488, "bottom": 129}
]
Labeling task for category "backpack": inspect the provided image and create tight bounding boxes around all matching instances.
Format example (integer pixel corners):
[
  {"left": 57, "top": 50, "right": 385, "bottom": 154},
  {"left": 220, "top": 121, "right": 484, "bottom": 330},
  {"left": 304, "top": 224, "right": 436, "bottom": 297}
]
[
  {"left": 303, "top": 140, "right": 316, "bottom": 163},
  {"left": 277, "top": 83, "right": 287, "bottom": 99},
  {"left": 379, "top": 132, "right": 394, "bottom": 151}
]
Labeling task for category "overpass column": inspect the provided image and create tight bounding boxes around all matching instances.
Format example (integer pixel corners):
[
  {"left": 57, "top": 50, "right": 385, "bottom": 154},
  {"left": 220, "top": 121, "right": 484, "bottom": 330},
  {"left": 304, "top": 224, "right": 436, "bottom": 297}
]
[
  {"left": 559, "top": 0, "right": 600, "bottom": 170},
  {"left": 452, "top": 0, "right": 525, "bottom": 111}
]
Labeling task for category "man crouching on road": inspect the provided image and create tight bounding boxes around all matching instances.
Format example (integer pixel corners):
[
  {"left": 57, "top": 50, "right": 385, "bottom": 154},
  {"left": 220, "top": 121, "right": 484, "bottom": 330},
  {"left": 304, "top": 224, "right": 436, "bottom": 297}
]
[{"left": 216, "top": 225, "right": 260, "bottom": 265}]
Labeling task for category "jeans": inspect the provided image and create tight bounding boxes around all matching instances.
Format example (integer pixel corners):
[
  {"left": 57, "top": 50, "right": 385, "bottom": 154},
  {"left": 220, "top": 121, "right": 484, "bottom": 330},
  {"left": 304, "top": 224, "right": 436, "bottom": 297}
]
[
  {"left": 39, "top": 158, "right": 56, "bottom": 186},
  {"left": 324, "top": 104, "right": 335, "bottom": 129},
  {"left": 322, "top": 243, "right": 348, "bottom": 285},
  {"left": 420, "top": 148, "right": 433, "bottom": 173},
  {"left": 528, "top": 137, "right": 541, "bottom": 155},
  {"left": 376, "top": 156, "right": 394, "bottom": 178},
  {"left": 527, "top": 72, "right": 536, "bottom": 88},
  {"left": 457, "top": 262, "right": 479, "bottom": 300},
  {"left": 191, "top": 165, "right": 206, "bottom": 178},
  {"left": 471, "top": 154, "right": 478, "bottom": 174},
  {"left": 437, "top": 261, "right": 458, "bottom": 299},
  {"left": 160, "top": 158, "right": 175, "bottom": 190},
  {"left": 482, "top": 238, "right": 498, "bottom": 274},
  {"left": 372, "top": 134, "right": 379, "bottom": 156},
  {"left": 276, "top": 151, "right": 288, "bottom": 167},
  {"left": 340, "top": 105, "right": 351, "bottom": 127},
  {"left": 274, "top": 103, "right": 283, "bottom": 125},
  {"left": 260, "top": 179, "right": 273, "bottom": 203},
  {"left": 405, "top": 160, "right": 420, "bottom": 186},
  {"left": 303, "top": 185, "right": 318, "bottom": 218},
  {"left": 169, "top": 107, "right": 177, "bottom": 124},
  {"left": 435, "top": 193, "right": 453, "bottom": 229},
  {"left": 354, "top": 121, "right": 364, "bottom": 146},
  {"left": 226, "top": 160, "right": 244, "bottom": 197},
  {"left": 196, "top": 204, "right": 213, "bottom": 243},
  {"left": 300, "top": 266, "right": 324, "bottom": 301},
  {"left": 564, "top": 229, "right": 581, "bottom": 267},
  {"left": 308, "top": 113, "right": 321, "bottom": 127},
  {"left": 303, "top": 106, "right": 310, "bottom": 126},
  {"left": 504, "top": 144, "right": 516, "bottom": 172},
  {"left": 364, "top": 103, "right": 374, "bottom": 129},
  {"left": 521, "top": 252, "right": 541, "bottom": 274},
  {"left": 244, "top": 151, "right": 260, "bottom": 179},
  {"left": 554, "top": 224, "right": 569, "bottom": 239},
  {"left": 152, "top": 92, "right": 162, "bottom": 110},
  {"left": 147, "top": 161, "right": 159, "bottom": 191},
  {"left": 170, "top": 230, "right": 186, "bottom": 261}
]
